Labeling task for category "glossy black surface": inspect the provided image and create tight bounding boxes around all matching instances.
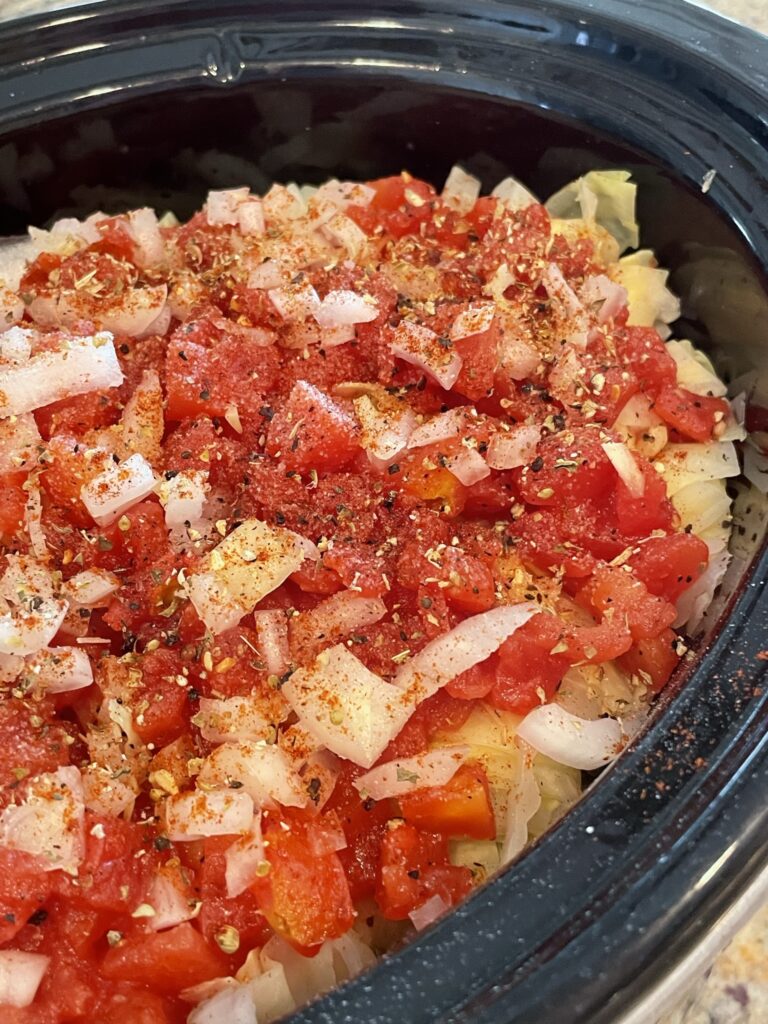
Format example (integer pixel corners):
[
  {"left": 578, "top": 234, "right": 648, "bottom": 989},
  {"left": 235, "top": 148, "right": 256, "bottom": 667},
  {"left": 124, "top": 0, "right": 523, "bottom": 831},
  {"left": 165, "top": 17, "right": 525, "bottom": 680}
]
[{"left": 1, "top": 2, "right": 768, "bottom": 1021}]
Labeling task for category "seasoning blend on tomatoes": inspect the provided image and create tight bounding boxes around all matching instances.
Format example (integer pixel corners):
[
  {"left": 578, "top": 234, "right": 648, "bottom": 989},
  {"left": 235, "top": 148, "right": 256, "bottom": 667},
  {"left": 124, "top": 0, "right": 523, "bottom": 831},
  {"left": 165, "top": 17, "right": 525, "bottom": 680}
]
[{"left": 0, "top": 165, "right": 740, "bottom": 1023}]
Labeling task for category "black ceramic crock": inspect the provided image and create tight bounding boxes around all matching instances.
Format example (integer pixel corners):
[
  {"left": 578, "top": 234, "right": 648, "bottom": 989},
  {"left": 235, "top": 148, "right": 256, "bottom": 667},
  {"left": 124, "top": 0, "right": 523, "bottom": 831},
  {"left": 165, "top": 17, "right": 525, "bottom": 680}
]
[{"left": 1, "top": 1, "right": 768, "bottom": 1021}]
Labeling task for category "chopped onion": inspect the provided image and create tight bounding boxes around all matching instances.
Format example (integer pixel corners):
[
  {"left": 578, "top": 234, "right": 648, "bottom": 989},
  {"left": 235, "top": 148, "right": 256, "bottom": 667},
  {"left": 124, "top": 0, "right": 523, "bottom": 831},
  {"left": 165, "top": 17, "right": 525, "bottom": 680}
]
[
  {"left": 290, "top": 590, "right": 387, "bottom": 664},
  {"left": 195, "top": 696, "right": 273, "bottom": 745},
  {"left": 253, "top": 609, "right": 290, "bottom": 677},
  {"left": 408, "top": 407, "right": 466, "bottom": 449},
  {"left": 450, "top": 303, "right": 495, "bottom": 341},
  {"left": 81, "top": 764, "right": 135, "bottom": 818},
  {"left": 206, "top": 187, "right": 251, "bottom": 227},
  {"left": 354, "top": 394, "right": 415, "bottom": 468},
  {"left": 485, "top": 425, "right": 541, "bottom": 470},
  {"left": 225, "top": 814, "right": 266, "bottom": 898},
  {"left": 23, "top": 478, "right": 47, "bottom": 559},
  {"left": 127, "top": 208, "right": 165, "bottom": 267},
  {"left": 579, "top": 274, "right": 628, "bottom": 322},
  {"left": 320, "top": 212, "right": 367, "bottom": 259},
  {"left": 186, "top": 519, "right": 305, "bottom": 634},
  {"left": 655, "top": 441, "right": 740, "bottom": 497},
  {"left": 491, "top": 176, "right": 538, "bottom": 211},
  {"left": 0, "top": 598, "right": 68, "bottom": 656},
  {"left": 0, "top": 766, "right": 85, "bottom": 874},
  {"left": 248, "top": 260, "right": 286, "bottom": 290},
  {"left": 391, "top": 320, "right": 463, "bottom": 390},
  {"left": 0, "top": 950, "right": 50, "bottom": 1008},
  {"left": 602, "top": 441, "right": 645, "bottom": 497},
  {"left": 156, "top": 470, "right": 209, "bottom": 530},
  {"left": 259, "top": 935, "right": 336, "bottom": 1009},
  {"left": 237, "top": 198, "right": 265, "bottom": 237},
  {"left": 0, "top": 286, "right": 24, "bottom": 325},
  {"left": 443, "top": 446, "right": 491, "bottom": 486},
  {"left": 354, "top": 747, "right": 468, "bottom": 801},
  {"left": 442, "top": 165, "right": 481, "bottom": 214},
  {"left": 306, "top": 813, "right": 347, "bottom": 855},
  {"left": 516, "top": 704, "right": 624, "bottom": 771},
  {"left": 408, "top": 893, "right": 449, "bottom": 931},
  {"left": 0, "top": 331, "right": 123, "bottom": 417},
  {"left": 188, "top": 984, "right": 257, "bottom": 1024},
  {"left": 315, "top": 179, "right": 375, "bottom": 209},
  {"left": 164, "top": 789, "right": 254, "bottom": 841},
  {"left": 497, "top": 321, "right": 540, "bottom": 380},
  {"left": 268, "top": 279, "right": 321, "bottom": 322},
  {"left": 0, "top": 554, "right": 55, "bottom": 604},
  {"left": 394, "top": 604, "right": 539, "bottom": 706},
  {"left": 62, "top": 568, "right": 120, "bottom": 607},
  {"left": 45, "top": 284, "right": 169, "bottom": 339},
  {"left": 0, "top": 412, "right": 41, "bottom": 474},
  {"left": 148, "top": 863, "right": 199, "bottom": 931},
  {"left": 282, "top": 645, "right": 413, "bottom": 769},
  {"left": 25, "top": 646, "right": 93, "bottom": 694},
  {"left": 198, "top": 742, "right": 308, "bottom": 808},
  {"left": 500, "top": 753, "right": 541, "bottom": 864},
  {"left": 541, "top": 264, "right": 590, "bottom": 349},
  {"left": 0, "top": 325, "right": 32, "bottom": 363},
  {"left": 263, "top": 183, "right": 306, "bottom": 225},
  {"left": 314, "top": 289, "right": 378, "bottom": 328},
  {"left": 80, "top": 453, "right": 158, "bottom": 527}
]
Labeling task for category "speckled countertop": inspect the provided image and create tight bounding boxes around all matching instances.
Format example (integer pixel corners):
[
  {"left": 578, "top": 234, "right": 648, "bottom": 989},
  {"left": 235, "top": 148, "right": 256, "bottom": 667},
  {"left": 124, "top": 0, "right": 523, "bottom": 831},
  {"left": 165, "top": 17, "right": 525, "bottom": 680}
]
[{"left": 1, "top": 0, "right": 767, "bottom": 1021}]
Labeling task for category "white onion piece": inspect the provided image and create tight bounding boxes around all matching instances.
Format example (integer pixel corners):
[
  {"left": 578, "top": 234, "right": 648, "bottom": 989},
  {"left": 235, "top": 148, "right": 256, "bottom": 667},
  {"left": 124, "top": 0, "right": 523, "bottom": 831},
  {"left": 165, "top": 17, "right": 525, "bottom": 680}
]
[
  {"left": 541, "top": 264, "right": 590, "bottom": 349},
  {"left": 329, "top": 930, "right": 377, "bottom": 981},
  {"left": 62, "top": 568, "right": 120, "bottom": 607},
  {"left": 0, "top": 332, "right": 123, "bottom": 417},
  {"left": 248, "top": 260, "right": 286, "bottom": 290},
  {"left": 655, "top": 441, "right": 740, "bottom": 497},
  {"left": 253, "top": 609, "right": 290, "bottom": 677},
  {"left": 81, "top": 764, "right": 135, "bottom": 818},
  {"left": 23, "top": 478, "right": 47, "bottom": 559},
  {"left": 497, "top": 323, "right": 540, "bottom": 380},
  {"left": 206, "top": 187, "right": 250, "bottom": 226},
  {"left": 409, "top": 893, "right": 449, "bottom": 931},
  {"left": 516, "top": 704, "right": 623, "bottom": 771},
  {"left": 0, "top": 598, "right": 68, "bottom": 656},
  {"left": 181, "top": 978, "right": 238, "bottom": 1006},
  {"left": 0, "top": 325, "right": 32, "bottom": 364},
  {"left": 25, "top": 646, "right": 93, "bottom": 694},
  {"left": 198, "top": 742, "right": 308, "bottom": 808},
  {"left": 314, "top": 289, "right": 378, "bottom": 328},
  {"left": 290, "top": 590, "right": 387, "bottom": 663},
  {"left": 602, "top": 441, "right": 645, "bottom": 497},
  {"left": 442, "top": 165, "right": 481, "bottom": 214},
  {"left": 186, "top": 519, "right": 305, "bottom": 635},
  {"left": 164, "top": 789, "right": 254, "bottom": 841},
  {"left": 237, "top": 198, "right": 266, "bottom": 237},
  {"left": 407, "top": 407, "right": 466, "bottom": 449},
  {"left": 314, "top": 179, "right": 375, "bottom": 209},
  {"left": 0, "top": 950, "right": 50, "bottom": 1008},
  {"left": 290, "top": 530, "right": 321, "bottom": 562},
  {"left": 195, "top": 696, "right": 273, "bottom": 745},
  {"left": 306, "top": 815, "right": 347, "bottom": 856},
  {"left": 491, "top": 176, "right": 538, "bottom": 210},
  {"left": 321, "top": 212, "right": 367, "bottom": 259},
  {"left": 81, "top": 453, "right": 158, "bottom": 528},
  {"left": 127, "top": 207, "right": 165, "bottom": 267},
  {"left": 0, "top": 285, "right": 24, "bottom": 325},
  {"left": 395, "top": 604, "right": 539, "bottom": 706},
  {"left": 0, "top": 652, "right": 22, "bottom": 683},
  {"left": 260, "top": 935, "right": 336, "bottom": 1009},
  {"left": 148, "top": 865, "right": 199, "bottom": 931},
  {"left": 225, "top": 814, "right": 266, "bottom": 898},
  {"left": 354, "top": 394, "right": 415, "bottom": 468},
  {"left": 391, "top": 320, "right": 463, "bottom": 390},
  {"left": 579, "top": 274, "right": 628, "bottom": 322},
  {"left": 354, "top": 747, "right": 468, "bottom": 801},
  {"left": 0, "top": 412, "right": 41, "bottom": 474},
  {"left": 0, "top": 766, "right": 85, "bottom": 874},
  {"left": 485, "top": 425, "right": 541, "bottom": 470},
  {"left": 0, "top": 555, "right": 55, "bottom": 604},
  {"left": 282, "top": 645, "right": 412, "bottom": 769},
  {"left": 500, "top": 753, "right": 541, "bottom": 864},
  {"left": 188, "top": 984, "right": 257, "bottom": 1024},
  {"left": 157, "top": 470, "right": 209, "bottom": 530},
  {"left": 263, "top": 183, "right": 306, "bottom": 224},
  {"left": 443, "top": 447, "right": 490, "bottom": 486},
  {"left": 269, "top": 279, "right": 321, "bottom": 322},
  {"left": 47, "top": 285, "right": 169, "bottom": 339},
  {"left": 450, "top": 303, "right": 495, "bottom": 341}
]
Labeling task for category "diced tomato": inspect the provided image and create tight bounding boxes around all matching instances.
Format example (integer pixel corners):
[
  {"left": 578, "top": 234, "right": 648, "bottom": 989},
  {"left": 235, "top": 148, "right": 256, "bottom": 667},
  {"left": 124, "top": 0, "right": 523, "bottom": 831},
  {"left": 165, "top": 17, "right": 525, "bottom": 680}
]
[
  {"left": 399, "top": 762, "right": 496, "bottom": 840},
  {"left": 252, "top": 809, "right": 355, "bottom": 949},
  {"left": 0, "top": 696, "right": 72, "bottom": 797},
  {"left": 326, "top": 766, "right": 396, "bottom": 901},
  {"left": 613, "top": 455, "right": 676, "bottom": 536},
  {"left": 396, "top": 446, "right": 468, "bottom": 515},
  {"left": 130, "top": 648, "right": 191, "bottom": 747},
  {"left": 266, "top": 379, "right": 360, "bottom": 474},
  {"left": 56, "top": 813, "right": 150, "bottom": 913},
  {"left": 376, "top": 822, "right": 472, "bottom": 920},
  {"left": 452, "top": 318, "right": 500, "bottom": 402},
  {"left": 0, "top": 847, "right": 53, "bottom": 943},
  {"left": 577, "top": 565, "right": 677, "bottom": 640},
  {"left": 614, "top": 326, "right": 677, "bottom": 394},
  {"left": 0, "top": 470, "right": 28, "bottom": 540},
  {"left": 489, "top": 614, "right": 571, "bottom": 713},
  {"left": 515, "top": 428, "right": 615, "bottom": 507},
  {"left": 102, "top": 923, "right": 227, "bottom": 993},
  {"left": 629, "top": 533, "right": 709, "bottom": 603},
  {"left": 445, "top": 658, "right": 495, "bottom": 700},
  {"left": 197, "top": 836, "right": 273, "bottom": 957},
  {"left": 380, "top": 691, "right": 475, "bottom": 762},
  {"left": 654, "top": 386, "right": 730, "bottom": 443},
  {"left": 619, "top": 628, "right": 681, "bottom": 693}
]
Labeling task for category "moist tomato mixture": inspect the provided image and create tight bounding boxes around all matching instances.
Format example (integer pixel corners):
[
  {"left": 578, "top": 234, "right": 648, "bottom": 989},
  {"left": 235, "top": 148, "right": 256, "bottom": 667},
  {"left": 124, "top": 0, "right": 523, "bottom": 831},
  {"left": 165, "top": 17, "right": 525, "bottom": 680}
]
[{"left": 0, "top": 168, "right": 735, "bottom": 1023}]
